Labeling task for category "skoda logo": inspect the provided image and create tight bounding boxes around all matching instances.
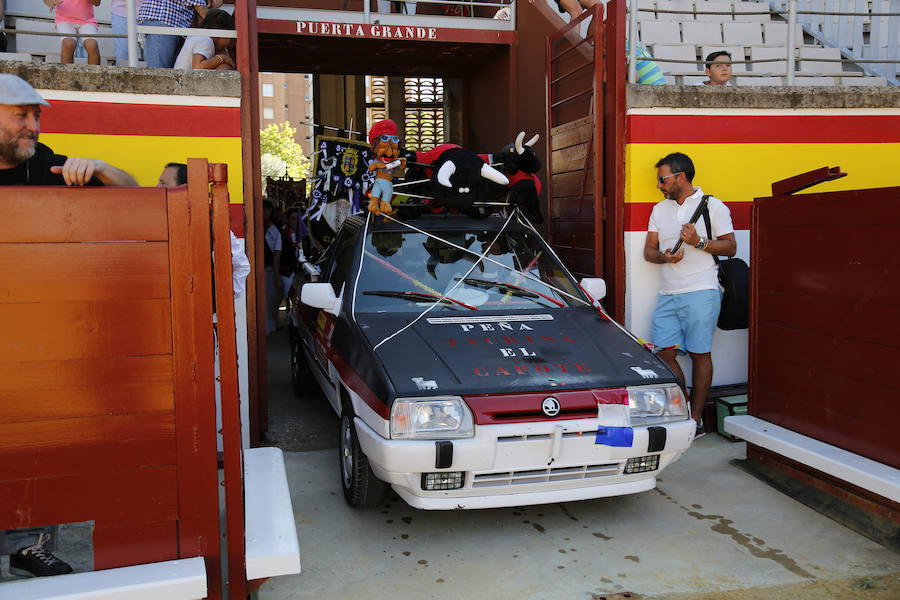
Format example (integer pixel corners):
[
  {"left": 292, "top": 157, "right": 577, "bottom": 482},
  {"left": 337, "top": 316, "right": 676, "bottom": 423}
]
[{"left": 541, "top": 397, "right": 561, "bottom": 417}]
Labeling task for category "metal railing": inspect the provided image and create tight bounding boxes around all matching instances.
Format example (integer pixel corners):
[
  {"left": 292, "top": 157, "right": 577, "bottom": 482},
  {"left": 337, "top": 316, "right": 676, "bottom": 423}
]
[{"left": 626, "top": 0, "right": 900, "bottom": 85}]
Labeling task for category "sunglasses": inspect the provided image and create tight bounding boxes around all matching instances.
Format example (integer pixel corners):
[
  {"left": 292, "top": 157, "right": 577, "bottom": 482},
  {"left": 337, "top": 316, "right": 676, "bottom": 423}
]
[
  {"left": 658, "top": 171, "right": 682, "bottom": 184},
  {"left": 378, "top": 134, "right": 400, "bottom": 143}
]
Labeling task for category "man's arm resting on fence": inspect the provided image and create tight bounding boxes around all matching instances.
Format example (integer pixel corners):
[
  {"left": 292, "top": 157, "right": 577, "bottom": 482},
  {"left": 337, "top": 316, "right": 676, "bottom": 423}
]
[{"left": 50, "top": 158, "right": 138, "bottom": 186}]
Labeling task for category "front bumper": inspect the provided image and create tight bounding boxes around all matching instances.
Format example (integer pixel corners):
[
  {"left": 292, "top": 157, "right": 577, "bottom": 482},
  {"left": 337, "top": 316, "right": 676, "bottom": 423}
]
[{"left": 354, "top": 416, "right": 695, "bottom": 510}]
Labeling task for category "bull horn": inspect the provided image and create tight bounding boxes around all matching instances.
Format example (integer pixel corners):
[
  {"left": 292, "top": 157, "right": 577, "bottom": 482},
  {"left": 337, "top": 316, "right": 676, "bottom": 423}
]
[
  {"left": 525, "top": 133, "right": 539, "bottom": 147},
  {"left": 481, "top": 163, "right": 509, "bottom": 186},
  {"left": 437, "top": 161, "right": 456, "bottom": 187},
  {"left": 515, "top": 131, "right": 525, "bottom": 155}
]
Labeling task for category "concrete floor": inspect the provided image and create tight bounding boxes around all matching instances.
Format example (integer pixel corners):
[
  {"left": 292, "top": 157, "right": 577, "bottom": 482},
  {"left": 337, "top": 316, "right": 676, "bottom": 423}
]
[{"left": 259, "top": 326, "right": 900, "bottom": 600}]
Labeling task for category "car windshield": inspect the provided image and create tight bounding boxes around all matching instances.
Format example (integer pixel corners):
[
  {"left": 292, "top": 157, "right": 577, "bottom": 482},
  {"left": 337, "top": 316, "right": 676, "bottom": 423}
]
[{"left": 354, "top": 223, "right": 589, "bottom": 313}]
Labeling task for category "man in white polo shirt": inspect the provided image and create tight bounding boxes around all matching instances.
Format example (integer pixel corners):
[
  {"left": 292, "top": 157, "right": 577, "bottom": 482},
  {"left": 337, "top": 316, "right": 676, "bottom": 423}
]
[{"left": 643, "top": 152, "right": 736, "bottom": 437}]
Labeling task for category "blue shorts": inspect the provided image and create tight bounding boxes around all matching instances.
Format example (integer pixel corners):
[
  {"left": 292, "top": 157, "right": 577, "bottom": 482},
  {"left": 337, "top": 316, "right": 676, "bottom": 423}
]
[{"left": 652, "top": 289, "right": 721, "bottom": 354}]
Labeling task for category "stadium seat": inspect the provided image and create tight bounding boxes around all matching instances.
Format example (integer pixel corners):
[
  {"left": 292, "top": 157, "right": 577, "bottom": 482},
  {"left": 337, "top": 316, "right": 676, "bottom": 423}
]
[
  {"left": 652, "top": 43, "right": 702, "bottom": 73},
  {"left": 750, "top": 45, "right": 788, "bottom": 74},
  {"left": 640, "top": 21, "right": 682, "bottom": 44},
  {"left": 798, "top": 46, "right": 843, "bottom": 75},
  {"left": 723, "top": 21, "right": 763, "bottom": 45},
  {"left": 635, "top": 0, "right": 657, "bottom": 20},
  {"left": 793, "top": 75, "right": 837, "bottom": 85},
  {"left": 681, "top": 74, "right": 709, "bottom": 84},
  {"left": 762, "top": 22, "right": 804, "bottom": 46},
  {"left": 682, "top": 21, "right": 723, "bottom": 44},
  {"left": 733, "top": 1, "right": 771, "bottom": 22},
  {"left": 840, "top": 76, "right": 888, "bottom": 85},
  {"left": 695, "top": 0, "right": 733, "bottom": 21},
  {"left": 656, "top": 0, "right": 696, "bottom": 21}
]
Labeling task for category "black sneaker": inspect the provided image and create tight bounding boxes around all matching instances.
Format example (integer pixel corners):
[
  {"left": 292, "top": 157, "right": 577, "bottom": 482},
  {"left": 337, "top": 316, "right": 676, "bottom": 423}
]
[
  {"left": 695, "top": 423, "right": 706, "bottom": 439},
  {"left": 9, "top": 533, "right": 73, "bottom": 577}
]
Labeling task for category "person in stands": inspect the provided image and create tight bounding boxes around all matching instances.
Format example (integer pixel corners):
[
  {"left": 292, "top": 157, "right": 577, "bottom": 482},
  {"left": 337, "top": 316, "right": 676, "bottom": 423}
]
[
  {"left": 43, "top": 0, "right": 101, "bottom": 65},
  {"left": 0, "top": 74, "right": 137, "bottom": 186},
  {"left": 137, "top": 0, "right": 222, "bottom": 69},
  {"left": 0, "top": 73, "right": 137, "bottom": 579},
  {"left": 110, "top": 0, "right": 142, "bottom": 65},
  {"left": 173, "top": 7, "right": 235, "bottom": 71},
  {"left": 643, "top": 152, "right": 736, "bottom": 438},
  {"left": 698, "top": 51, "right": 733, "bottom": 86}
]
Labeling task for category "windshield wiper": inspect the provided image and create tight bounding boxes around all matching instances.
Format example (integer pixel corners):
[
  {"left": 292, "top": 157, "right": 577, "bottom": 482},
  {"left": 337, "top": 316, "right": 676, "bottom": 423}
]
[
  {"left": 363, "top": 290, "right": 477, "bottom": 310},
  {"left": 456, "top": 277, "right": 565, "bottom": 307}
]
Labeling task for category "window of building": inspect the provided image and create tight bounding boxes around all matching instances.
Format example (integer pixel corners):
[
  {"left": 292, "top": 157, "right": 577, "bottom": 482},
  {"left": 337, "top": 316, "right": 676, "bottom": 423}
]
[
  {"left": 262, "top": 83, "right": 274, "bottom": 97},
  {"left": 403, "top": 78, "right": 443, "bottom": 151},
  {"left": 263, "top": 107, "right": 274, "bottom": 120}
]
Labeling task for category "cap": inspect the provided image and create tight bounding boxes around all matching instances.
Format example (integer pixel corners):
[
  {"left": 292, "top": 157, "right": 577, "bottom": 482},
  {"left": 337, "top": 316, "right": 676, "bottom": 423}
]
[
  {"left": 368, "top": 119, "right": 398, "bottom": 145},
  {"left": 0, "top": 74, "right": 50, "bottom": 107}
]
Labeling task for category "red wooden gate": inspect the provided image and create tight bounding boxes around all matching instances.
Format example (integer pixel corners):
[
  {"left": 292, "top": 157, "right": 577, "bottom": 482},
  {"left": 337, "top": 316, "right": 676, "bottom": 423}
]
[
  {"left": 546, "top": 0, "right": 626, "bottom": 321},
  {"left": 0, "top": 160, "right": 246, "bottom": 598}
]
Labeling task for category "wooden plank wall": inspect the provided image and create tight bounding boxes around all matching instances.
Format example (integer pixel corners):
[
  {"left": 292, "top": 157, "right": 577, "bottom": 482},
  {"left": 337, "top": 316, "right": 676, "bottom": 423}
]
[
  {"left": 0, "top": 184, "right": 221, "bottom": 594},
  {"left": 751, "top": 185, "right": 900, "bottom": 469},
  {"left": 550, "top": 115, "right": 596, "bottom": 278}
]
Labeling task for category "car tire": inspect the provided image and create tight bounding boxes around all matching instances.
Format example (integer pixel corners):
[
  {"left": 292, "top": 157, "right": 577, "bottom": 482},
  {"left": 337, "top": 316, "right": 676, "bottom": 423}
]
[
  {"left": 288, "top": 323, "right": 310, "bottom": 397},
  {"left": 339, "top": 411, "right": 388, "bottom": 508}
]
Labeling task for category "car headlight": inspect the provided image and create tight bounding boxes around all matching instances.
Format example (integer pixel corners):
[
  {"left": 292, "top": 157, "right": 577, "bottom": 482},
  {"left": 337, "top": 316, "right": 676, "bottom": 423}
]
[
  {"left": 627, "top": 384, "right": 688, "bottom": 425},
  {"left": 391, "top": 396, "right": 475, "bottom": 439}
]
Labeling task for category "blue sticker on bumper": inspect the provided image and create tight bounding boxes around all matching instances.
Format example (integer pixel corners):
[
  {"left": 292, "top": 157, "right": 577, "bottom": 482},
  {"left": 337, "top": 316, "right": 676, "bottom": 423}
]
[{"left": 595, "top": 427, "right": 634, "bottom": 447}]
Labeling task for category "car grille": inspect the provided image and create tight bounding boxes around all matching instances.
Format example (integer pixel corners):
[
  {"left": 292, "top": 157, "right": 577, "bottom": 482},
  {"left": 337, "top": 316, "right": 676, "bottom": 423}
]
[{"left": 472, "top": 462, "right": 621, "bottom": 488}]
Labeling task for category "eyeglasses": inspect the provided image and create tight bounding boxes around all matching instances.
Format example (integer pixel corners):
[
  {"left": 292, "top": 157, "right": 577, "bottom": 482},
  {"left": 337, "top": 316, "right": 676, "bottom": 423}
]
[
  {"left": 709, "top": 62, "right": 733, "bottom": 68},
  {"left": 657, "top": 172, "right": 682, "bottom": 184},
  {"left": 378, "top": 134, "right": 400, "bottom": 143}
]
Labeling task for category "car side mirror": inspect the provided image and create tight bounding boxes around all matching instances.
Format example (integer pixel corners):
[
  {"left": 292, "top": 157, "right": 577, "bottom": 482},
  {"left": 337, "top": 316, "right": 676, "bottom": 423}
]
[
  {"left": 579, "top": 277, "right": 607, "bottom": 305},
  {"left": 301, "top": 282, "right": 341, "bottom": 316}
]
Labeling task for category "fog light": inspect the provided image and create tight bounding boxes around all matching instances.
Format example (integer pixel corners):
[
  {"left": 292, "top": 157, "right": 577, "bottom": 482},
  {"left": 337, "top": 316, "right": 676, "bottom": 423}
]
[
  {"left": 624, "top": 455, "right": 659, "bottom": 474},
  {"left": 421, "top": 472, "right": 464, "bottom": 490}
]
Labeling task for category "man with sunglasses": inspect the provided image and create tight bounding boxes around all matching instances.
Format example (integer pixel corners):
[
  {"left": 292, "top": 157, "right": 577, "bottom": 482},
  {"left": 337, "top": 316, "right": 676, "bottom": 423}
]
[{"left": 643, "top": 152, "right": 736, "bottom": 438}]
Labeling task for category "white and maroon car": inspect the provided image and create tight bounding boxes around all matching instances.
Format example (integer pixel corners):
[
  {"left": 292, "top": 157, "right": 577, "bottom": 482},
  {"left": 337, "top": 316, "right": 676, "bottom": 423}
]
[{"left": 288, "top": 212, "right": 695, "bottom": 510}]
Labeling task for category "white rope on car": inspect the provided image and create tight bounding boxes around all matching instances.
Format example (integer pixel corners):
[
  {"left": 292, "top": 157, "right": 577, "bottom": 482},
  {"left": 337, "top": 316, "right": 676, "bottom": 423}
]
[{"left": 371, "top": 211, "right": 516, "bottom": 351}]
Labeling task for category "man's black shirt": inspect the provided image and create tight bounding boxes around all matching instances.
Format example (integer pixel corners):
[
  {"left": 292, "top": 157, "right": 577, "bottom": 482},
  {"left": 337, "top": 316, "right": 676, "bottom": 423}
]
[{"left": 0, "top": 142, "right": 101, "bottom": 186}]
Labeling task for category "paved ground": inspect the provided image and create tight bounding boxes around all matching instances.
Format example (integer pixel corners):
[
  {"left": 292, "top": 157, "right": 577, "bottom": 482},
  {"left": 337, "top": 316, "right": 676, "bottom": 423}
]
[{"left": 259, "top": 326, "right": 900, "bottom": 600}]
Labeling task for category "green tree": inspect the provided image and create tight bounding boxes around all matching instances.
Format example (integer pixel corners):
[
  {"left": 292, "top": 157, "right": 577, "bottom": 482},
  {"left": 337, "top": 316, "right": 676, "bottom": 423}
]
[{"left": 260, "top": 122, "right": 310, "bottom": 181}]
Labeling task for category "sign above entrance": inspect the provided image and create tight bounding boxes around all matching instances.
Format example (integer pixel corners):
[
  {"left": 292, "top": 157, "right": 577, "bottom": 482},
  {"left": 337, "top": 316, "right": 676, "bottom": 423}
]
[
  {"left": 254, "top": 18, "right": 515, "bottom": 44},
  {"left": 297, "top": 21, "right": 439, "bottom": 41}
]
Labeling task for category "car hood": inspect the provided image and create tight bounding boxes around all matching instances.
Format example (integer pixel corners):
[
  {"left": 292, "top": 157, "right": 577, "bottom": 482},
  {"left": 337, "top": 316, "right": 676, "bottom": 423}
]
[{"left": 356, "top": 308, "right": 677, "bottom": 397}]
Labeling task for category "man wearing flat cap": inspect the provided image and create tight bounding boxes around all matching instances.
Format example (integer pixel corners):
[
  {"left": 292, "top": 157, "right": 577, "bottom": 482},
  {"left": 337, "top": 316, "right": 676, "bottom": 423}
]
[{"left": 0, "top": 74, "right": 137, "bottom": 186}]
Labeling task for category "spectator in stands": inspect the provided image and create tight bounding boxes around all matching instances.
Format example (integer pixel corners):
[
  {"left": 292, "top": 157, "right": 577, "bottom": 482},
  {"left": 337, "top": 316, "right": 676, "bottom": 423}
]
[
  {"left": 43, "top": 0, "right": 101, "bottom": 65},
  {"left": 174, "top": 8, "right": 234, "bottom": 71},
  {"left": 376, "top": 0, "right": 416, "bottom": 15},
  {"left": 0, "top": 74, "right": 137, "bottom": 186},
  {"left": 643, "top": 152, "right": 736, "bottom": 438},
  {"left": 137, "top": 0, "right": 222, "bottom": 69},
  {"left": 263, "top": 199, "right": 283, "bottom": 335},
  {"left": 627, "top": 39, "right": 667, "bottom": 85},
  {"left": 157, "top": 161, "right": 251, "bottom": 297},
  {"left": 111, "top": 0, "right": 142, "bottom": 65},
  {"left": 699, "top": 51, "right": 733, "bottom": 86}
]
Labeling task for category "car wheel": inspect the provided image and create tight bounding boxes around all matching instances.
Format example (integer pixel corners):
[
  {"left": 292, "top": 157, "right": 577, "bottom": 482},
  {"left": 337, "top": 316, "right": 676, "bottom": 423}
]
[
  {"left": 339, "top": 411, "right": 388, "bottom": 508},
  {"left": 288, "top": 323, "right": 310, "bottom": 397}
]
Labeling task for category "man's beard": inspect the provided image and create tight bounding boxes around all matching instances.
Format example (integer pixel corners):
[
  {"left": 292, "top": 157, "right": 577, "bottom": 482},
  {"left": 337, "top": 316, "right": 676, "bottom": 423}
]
[{"left": 0, "top": 129, "right": 37, "bottom": 165}]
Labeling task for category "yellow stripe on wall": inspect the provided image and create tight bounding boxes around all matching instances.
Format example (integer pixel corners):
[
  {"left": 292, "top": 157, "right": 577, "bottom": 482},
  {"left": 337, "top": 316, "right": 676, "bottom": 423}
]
[
  {"left": 41, "top": 133, "right": 245, "bottom": 202},
  {"left": 626, "top": 143, "right": 900, "bottom": 206}
]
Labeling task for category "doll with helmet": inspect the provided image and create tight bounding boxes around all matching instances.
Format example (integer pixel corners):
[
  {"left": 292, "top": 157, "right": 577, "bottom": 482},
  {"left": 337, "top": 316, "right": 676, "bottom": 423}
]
[{"left": 367, "top": 119, "right": 407, "bottom": 216}]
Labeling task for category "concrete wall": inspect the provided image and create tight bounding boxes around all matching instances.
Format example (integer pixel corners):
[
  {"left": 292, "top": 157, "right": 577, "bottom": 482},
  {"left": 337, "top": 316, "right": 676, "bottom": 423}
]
[{"left": 624, "top": 85, "right": 900, "bottom": 387}]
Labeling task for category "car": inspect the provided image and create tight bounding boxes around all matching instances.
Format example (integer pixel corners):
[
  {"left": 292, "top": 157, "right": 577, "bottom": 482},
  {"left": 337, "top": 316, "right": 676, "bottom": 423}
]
[{"left": 288, "top": 211, "right": 695, "bottom": 510}]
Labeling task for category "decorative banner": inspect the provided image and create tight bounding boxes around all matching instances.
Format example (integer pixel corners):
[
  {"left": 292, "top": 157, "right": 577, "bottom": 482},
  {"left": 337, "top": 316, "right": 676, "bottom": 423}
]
[{"left": 308, "top": 135, "right": 373, "bottom": 220}]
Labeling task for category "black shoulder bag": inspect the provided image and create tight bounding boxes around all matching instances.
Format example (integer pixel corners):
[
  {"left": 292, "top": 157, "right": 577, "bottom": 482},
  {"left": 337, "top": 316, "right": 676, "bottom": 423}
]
[{"left": 700, "top": 197, "right": 749, "bottom": 330}]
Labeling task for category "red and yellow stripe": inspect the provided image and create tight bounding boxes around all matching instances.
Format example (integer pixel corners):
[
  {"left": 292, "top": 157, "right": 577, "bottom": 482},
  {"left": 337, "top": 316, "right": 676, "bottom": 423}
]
[
  {"left": 36, "top": 91, "right": 244, "bottom": 205},
  {"left": 625, "top": 109, "right": 900, "bottom": 231}
]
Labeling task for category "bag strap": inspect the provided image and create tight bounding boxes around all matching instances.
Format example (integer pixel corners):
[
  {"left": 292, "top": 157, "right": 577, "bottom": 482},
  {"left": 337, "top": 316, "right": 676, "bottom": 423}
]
[{"left": 699, "top": 195, "right": 720, "bottom": 266}]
